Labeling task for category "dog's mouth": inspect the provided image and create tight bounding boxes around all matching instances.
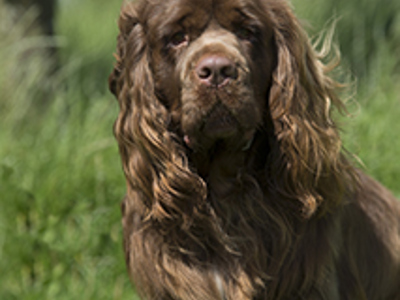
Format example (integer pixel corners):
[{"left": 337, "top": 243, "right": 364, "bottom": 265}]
[
  {"left": 201, "top": 104, "right": 239, "bottom": 138},
  {"left": 183, "top": 104, "right": 237, "bottom": 149},
  {"left": 183, "top": 103, "right": 255, "bottom": 152}
]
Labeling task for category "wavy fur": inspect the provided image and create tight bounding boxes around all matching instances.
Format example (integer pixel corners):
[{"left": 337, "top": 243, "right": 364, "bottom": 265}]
[{"left": 109, "top": 0, "right": 400, "bottom": 299}]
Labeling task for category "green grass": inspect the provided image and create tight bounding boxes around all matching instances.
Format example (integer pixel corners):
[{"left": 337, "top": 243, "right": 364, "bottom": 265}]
[
  {"left": 0, "top": 0, "right": 399, "bottom": 299},
  {"left": 343, "top": 76, "right": 400, "bottom": 192},
  {"left": 0, "top": 0, "right": 136, "bottom": 299}
]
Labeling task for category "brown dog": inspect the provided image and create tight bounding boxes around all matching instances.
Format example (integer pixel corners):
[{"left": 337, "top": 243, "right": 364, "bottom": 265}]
[{"left": 109, "top": 0, "right": 400, "bottom": 299}]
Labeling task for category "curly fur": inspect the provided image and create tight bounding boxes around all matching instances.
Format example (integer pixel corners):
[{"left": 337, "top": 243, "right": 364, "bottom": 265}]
[{"left": 109, "top": 0, "right": 400, "bottom": 299}]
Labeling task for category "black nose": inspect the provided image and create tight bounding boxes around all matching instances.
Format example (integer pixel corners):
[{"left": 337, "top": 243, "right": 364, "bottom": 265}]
[{"left": 196, "top": 55, "right": 238, "bottom": 87}]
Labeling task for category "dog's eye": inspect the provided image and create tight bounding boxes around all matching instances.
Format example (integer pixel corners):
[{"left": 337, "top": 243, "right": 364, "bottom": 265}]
[
  {"left": 169, "top": 31, "right": 188, "bottom": 47},
  {"left": 236, "top": 27, "right": 257, "bottom": 42}
]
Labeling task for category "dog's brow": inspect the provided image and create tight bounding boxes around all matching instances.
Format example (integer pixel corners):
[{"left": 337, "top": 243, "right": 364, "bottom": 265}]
[{"left": 233, "top": 7, "right": 263, "bottom": 27}]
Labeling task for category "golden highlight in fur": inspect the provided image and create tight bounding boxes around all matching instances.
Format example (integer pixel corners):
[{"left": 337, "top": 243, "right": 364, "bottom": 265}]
[{"left": 109, "top": 0, "right": 400, "bottom": 299}]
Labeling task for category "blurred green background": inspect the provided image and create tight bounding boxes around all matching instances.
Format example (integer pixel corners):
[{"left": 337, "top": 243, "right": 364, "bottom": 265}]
[{"left": 0, "top": 0, "right": 399, "bottom": 299}]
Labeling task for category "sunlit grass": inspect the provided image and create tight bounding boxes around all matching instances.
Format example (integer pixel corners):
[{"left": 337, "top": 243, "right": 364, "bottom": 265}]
[
  {"left": 0, "top": 1, "right": 135, "bottom": 299},
  {"left": 343, "top": 76, "right": 400, "bottom": 194}
]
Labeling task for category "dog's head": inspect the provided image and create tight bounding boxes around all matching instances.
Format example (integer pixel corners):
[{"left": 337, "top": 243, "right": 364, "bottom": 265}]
[
  {"left": 111, "top": 0, "right": 279, "bottom": 153},
  {"left": 152, "top": 1, "right": 278, "bottom": 152},
  {"left": 110, "top": 0, "right": 352, "bottom": 218}
]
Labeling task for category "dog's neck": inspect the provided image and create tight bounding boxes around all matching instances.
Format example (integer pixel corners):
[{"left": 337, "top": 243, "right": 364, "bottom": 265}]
[
  {"left": 190, "top": 146, "right": 263, "bottom": 201},
  {"left": 184, "top": 128, "right": 269, "bottom": 202}
]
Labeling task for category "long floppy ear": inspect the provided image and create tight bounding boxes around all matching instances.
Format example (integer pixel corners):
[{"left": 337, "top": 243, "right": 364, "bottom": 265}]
[
  {"left": 266, "top": 2, "right": 355, "bottom": 218},
  {"left": 108, "top": 3, "right": 137, "bottom": 96},
  {"left": 110, "top": 2, "right": 207, "bottom": 228}
]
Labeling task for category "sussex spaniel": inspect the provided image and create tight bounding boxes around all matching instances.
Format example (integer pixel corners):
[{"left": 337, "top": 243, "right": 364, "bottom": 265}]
[{"left": 109, "top": 0, "right": 400, "bottom": 299}]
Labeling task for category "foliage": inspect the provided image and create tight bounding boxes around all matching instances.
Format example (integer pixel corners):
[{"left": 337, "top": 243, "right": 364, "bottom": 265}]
[
  {"left": 292, "top": 0, "right": 400, "bottom": 77},
  {"left": 0, "top": 0, "right": 136, "bottom": 299}
]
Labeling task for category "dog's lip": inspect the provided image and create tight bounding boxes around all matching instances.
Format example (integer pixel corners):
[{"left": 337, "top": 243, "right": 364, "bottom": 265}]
[
  {"left": 183, "top": 135, "right": 194, "bottom": 149},
  {"left": 183, "top": 105, "right": 239, "bottom": 150},
  {"left": 201, "top": 104, "right": 238, "bottom": 137}
]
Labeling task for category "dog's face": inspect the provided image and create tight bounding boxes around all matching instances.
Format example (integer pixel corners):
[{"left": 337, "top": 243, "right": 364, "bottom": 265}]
[
  {"left": 144, "top": 0, "right": 276, "bottom": 152},
  {"left": 112, "top": 0, "right": 351, "bottom": 229}
]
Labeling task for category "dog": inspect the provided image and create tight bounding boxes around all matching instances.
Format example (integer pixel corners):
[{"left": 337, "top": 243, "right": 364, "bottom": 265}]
[{"left": 109, "top": 0, "right": 400, "bottom": 299}]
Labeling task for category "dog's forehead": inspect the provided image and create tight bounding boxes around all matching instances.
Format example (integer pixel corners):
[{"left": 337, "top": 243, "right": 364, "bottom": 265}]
[
  {"left": 145, "top": 0, "right": 267, "bottom": 31},
  {"left": 146, "top": 0, "right": 261, "bottom": 10}
]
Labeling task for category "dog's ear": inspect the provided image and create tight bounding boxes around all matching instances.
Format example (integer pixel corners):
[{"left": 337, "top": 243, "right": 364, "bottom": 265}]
[
  {"left": 108, "top": 2, "right": 141, "bottom": 96},
  {"left": 266, "top": 2, "right": 354, "bottom": 217},
  {"left": 108, "top": 35, "right": 124, "bottom": 96},
  {"left": 111, "top": 2, "right": 208, "bottom": 229}
]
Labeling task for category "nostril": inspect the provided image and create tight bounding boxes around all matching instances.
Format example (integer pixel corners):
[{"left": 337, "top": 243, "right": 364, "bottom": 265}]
[
  {"left": 197, "top": 66, "right": 212, "bottom": 80},
  {"left": 221, "top": 64, "right": 238, "bottom": 81},
  {"left": 196, "top": 55, "right": 237, "bottom": 87}
]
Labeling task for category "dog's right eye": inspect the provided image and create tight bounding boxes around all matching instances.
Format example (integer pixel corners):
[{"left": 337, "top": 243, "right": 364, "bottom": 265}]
[{"left": 169, "top": 31, "right": 188, "bottom": 48}]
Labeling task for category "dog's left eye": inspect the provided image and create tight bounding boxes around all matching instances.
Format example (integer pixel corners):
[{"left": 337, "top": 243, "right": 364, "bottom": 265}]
[
  {"left": 236, "top": 27, "right": 257, "bottom": 42},
  {"left": 169, "top": 31, "right": 189, "bottom": 47}
]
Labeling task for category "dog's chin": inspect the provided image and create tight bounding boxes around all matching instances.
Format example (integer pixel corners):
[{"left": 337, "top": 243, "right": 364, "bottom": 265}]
[
  {"left": 184, "top": 130, "right": 255, "bottom": 156},
  {"left": 181, "top": 91, "right": 260, "bottom": 154},
  {"left": 183, "top": 119, "right": 256, "bottom": 154}
]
